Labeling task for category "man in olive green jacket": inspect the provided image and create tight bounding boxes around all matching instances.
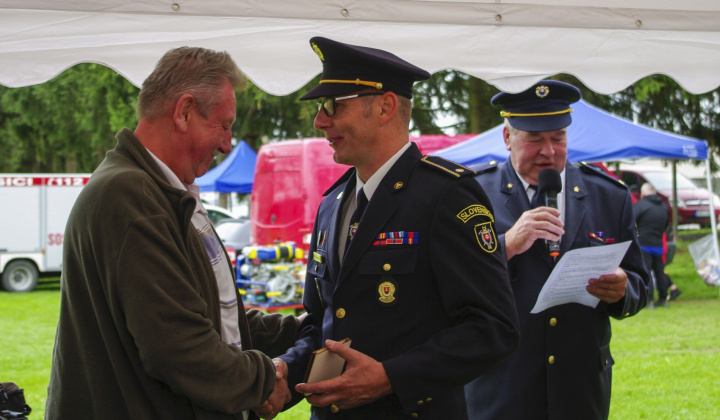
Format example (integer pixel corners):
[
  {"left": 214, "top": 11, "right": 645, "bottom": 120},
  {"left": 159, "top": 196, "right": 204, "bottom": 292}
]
[{"left": 46, "top": 47, "right": 298, "bottom": 420}]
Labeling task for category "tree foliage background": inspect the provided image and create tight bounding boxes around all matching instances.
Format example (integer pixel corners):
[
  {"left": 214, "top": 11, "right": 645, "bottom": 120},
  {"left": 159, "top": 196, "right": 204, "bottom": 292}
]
[{"left": 1, "top": 64, "right": 719, "bottom": 174}]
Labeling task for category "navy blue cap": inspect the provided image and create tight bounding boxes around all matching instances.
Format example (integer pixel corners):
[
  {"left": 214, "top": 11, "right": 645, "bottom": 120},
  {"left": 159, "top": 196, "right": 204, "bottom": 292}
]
[
  {"left": 491, "top": 80, "right": 582, "bottom": 132},
  {"left": 300, "top": 37, "right": 431, "bottom": 101}
]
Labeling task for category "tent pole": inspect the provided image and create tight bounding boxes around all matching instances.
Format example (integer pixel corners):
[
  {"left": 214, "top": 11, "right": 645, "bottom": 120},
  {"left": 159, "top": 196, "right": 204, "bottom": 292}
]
[
  {"left": 704, "top": 150, "right": 720, "bottom": 279},
  {"left": 672, "top": 162, "right": 679, "bottom": 241}
]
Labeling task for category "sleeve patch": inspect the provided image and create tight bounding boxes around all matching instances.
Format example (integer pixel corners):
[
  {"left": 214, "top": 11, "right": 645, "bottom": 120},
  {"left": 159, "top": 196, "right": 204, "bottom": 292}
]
[
  {"left": 457, "top": 204, "right": 494, "bottom": 223},
  {"left": 475, "top": 222, "right": 498, "bottom": 253}
]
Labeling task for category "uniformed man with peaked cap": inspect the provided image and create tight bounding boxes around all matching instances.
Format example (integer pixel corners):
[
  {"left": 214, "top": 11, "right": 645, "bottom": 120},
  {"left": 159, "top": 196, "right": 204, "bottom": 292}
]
[
  {"left": 465, "top": 80, "right": 651, "bottom": 420},
  {"left": 269, "top": 37, "right": 520, "bottom": 420}
]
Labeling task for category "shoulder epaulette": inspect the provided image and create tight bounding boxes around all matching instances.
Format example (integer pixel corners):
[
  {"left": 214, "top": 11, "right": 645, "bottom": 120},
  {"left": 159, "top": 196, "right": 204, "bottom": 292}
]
[
  {"left": 322, "top": 167, "right": 355, "bottom": 196},
  {"left": 470, "top": 160, "right": 500, "bottom": 174},
  {"left": 421, "top": 155, "right": 476, "bottom": 178},
  {"left": 578, "top": 162, "right": 627, "bottom": 189}
]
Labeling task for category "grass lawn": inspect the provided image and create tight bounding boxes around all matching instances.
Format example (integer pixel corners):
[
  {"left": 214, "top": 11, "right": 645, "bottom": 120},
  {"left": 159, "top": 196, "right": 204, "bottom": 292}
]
[{"left": 1, "top": 230, "right": 719, "bottom": 419}]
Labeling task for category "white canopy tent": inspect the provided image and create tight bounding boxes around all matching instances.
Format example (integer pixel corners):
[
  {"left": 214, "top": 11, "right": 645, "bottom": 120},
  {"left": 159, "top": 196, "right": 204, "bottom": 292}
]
[
  {"left": 1, "top": 0, "right": 719, "bottom": 264},
  {"left": 1, "top": 1, "right": 720, "bottom": 95}
]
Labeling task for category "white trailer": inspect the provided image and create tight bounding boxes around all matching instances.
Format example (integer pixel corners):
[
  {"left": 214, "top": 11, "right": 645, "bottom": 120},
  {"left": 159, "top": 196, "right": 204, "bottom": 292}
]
[{"left": 0, "top": 174, "right": 90, "bottom": 292}]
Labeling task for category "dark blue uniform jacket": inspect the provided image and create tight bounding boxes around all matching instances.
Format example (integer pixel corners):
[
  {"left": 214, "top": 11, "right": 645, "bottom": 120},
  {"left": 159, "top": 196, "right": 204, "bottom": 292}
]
[
  {"left": 465, "top": 161, "right": 650, "bottom": 420},
  {"left": 281, "top": 143, "right": 520, "bottom": 419}
]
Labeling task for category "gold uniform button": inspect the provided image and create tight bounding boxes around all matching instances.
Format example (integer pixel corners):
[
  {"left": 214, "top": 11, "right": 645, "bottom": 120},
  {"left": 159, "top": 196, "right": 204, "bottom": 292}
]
[
  {"left": 426, "top": 397, "right": 432, "bottom": 402},
  {"left": 417, "top": 400, "right": 424, "bottom": 405},
  {"left": 330, "top": 404, "right": 340, "bottom": 413},
  {"left": 549, "top": 317, "right": 557, "bottom": 327},
  {"left": 411, "top": 414, "right": 419, "bottom": 419},
  {"left": 548, "top": 355, "right": 555, "bottom": 364},
  {"left": 383, "top": 263, "right": 391, "bottom": 271},
  {"left": 335, "top": 308, "right": 346, "bottom": 319}
]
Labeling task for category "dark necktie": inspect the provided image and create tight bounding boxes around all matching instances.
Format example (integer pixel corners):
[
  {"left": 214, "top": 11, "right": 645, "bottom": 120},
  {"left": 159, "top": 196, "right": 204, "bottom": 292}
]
[
  {"left": 346, "top": 187, "right": 368, "bottom": 253},
  {"left": 529, "top": 185, "right": 542, "bottom": 208}
]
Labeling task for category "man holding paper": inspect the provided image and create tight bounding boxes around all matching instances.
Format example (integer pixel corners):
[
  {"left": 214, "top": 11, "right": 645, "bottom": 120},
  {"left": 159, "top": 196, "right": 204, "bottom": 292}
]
[{"left": 465, "top": 80, "right": 651, "bottom": 420}]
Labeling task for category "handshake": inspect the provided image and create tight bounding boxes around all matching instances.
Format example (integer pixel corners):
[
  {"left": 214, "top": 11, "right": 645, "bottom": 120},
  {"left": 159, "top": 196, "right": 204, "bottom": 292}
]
[
  {"left": 253, "top": 358, "right": 291, "bottom": 420},
  {"left": 252, "top": 339, "right": 391, "bottom": 419}
]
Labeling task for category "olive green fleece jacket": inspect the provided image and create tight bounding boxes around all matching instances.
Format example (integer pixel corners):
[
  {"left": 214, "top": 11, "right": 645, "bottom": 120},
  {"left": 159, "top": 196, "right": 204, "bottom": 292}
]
[{"left": 46, "top": 128, "right": 298, "bottom": 420}]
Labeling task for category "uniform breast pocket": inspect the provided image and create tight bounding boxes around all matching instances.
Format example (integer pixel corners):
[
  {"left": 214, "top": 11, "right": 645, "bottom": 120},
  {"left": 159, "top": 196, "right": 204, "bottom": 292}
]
[
  {"left": 358, "top": 248, "right": 418, "bottom": 276},
  {"left": 307, "top": 249, "right": 328, "bottom": 278},
  {"left": 588, "top": 237, "right": 608, "bottom": 247}
]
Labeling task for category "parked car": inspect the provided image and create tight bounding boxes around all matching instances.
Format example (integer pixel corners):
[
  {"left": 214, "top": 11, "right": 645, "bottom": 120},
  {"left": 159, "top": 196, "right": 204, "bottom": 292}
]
[
  {"left": 204, "top": 204, "right": 234, "bottom": 226},
  {"left": 617, "top": 168, "right": 720, "bottom": 226},
  {"left": 214, "top": 218, "right": 251, "bottom": 265}
]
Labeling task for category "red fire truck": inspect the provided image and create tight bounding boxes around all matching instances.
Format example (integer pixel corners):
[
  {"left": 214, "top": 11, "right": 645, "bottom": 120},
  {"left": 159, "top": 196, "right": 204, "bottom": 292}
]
[{"left": 249, "top": 134, "right": 474, "bottom": 255}]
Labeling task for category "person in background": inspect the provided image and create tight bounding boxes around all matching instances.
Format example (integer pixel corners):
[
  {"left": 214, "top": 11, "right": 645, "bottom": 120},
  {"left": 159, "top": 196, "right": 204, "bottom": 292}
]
[
  {"left": 46, "top": 46, "right": 299, "bottom": 420},
  {"left": 269, "top": 36, "right": 520, "bottom": 420},
  {"left": 634, "top": 182, "right": 673, "bottom": 307},
  {"left": 466, "top": 80, "right": 651, "bottom": 420}
]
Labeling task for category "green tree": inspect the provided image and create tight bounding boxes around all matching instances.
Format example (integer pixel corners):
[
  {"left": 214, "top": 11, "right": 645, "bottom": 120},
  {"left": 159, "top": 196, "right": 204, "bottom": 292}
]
[
  {"left": 0, "top": 63, "right": 138, "bottom": 173},
  {"left": 233, "top": 76, "right": 321, "bottom": 151},
  {"left": 2, "top": 64, "right": 719, "bottom": 175},
  {"left": 412, "top": 70, "right": 502, "bottom": 135}
]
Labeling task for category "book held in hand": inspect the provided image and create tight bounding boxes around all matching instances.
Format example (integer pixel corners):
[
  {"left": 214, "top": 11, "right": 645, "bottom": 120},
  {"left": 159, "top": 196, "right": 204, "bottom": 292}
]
[{"left": 303, "top": 338, "right": 352, "bottom": 395}]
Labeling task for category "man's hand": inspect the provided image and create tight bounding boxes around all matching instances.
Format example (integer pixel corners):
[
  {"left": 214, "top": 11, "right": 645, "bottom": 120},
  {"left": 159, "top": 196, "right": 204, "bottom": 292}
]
[
  {"left": 295, "top": 339, "right": 392, "bottom": 410},
  {"left": 587, "top": 267, "right": 627, "bottom": 303},
  {"left": 253, "top": 358, "right": 291, "bottom": 419},
  {"left": 505, "top": 207, "right": 564, "bottom": 260}
]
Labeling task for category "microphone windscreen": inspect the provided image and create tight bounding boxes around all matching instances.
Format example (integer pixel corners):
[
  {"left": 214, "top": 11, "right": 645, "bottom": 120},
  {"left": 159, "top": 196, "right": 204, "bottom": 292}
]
[{"left": 537, "top": 168, "right": 562, "bottom": 194}]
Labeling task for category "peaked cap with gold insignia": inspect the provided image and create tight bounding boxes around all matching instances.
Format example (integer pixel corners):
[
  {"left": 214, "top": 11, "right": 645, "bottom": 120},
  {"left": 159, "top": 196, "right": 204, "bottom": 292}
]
[
  {"left": 491, "top": 80, "right": 581, "bottom": 132},
  {"left": 300, "top": 37, "right": 431, "bottom": 100}
]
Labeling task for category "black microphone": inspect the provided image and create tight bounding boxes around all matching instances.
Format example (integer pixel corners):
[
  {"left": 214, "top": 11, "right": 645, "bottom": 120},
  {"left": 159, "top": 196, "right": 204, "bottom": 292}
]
[{"left": 537, "top": 168, "right": 563, "bottom": 257}]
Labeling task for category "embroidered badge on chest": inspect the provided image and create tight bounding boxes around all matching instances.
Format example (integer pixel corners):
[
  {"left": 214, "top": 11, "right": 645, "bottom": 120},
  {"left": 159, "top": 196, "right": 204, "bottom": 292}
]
[{"left": 377, "top": 276, "right": 398, "bottom": 306}]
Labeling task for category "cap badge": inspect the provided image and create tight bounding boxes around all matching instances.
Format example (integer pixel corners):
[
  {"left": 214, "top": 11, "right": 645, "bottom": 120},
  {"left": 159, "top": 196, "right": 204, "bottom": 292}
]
[
  {"left": 311, "top": 42, "right": 325, "bottom": 61},
  {"left": 535, "top": 85, "right": 550, "bottom": 98}
]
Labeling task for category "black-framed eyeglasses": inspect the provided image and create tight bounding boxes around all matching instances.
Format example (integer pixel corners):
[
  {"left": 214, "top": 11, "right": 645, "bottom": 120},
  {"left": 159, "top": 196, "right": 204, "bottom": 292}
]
[{"left": 317, "top": 92, "right": 385, "bottom": 117}]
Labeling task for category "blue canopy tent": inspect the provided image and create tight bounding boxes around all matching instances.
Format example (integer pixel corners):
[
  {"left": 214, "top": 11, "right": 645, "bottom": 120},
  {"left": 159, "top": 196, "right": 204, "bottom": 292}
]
[
  {"left": 438, "top": 99, "right": 708, "bottom": 166},
  {"left": 437, "top": 99, "right": 720, "bottom": 271},
  {"left": 196, "top": 140, "right": 257, "bottom": 193}
]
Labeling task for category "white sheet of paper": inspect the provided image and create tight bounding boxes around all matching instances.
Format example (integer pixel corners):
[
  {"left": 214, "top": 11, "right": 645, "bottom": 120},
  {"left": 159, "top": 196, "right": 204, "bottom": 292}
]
[{"left": 530, "top": 240, "right": 632, "bottom": 314}]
